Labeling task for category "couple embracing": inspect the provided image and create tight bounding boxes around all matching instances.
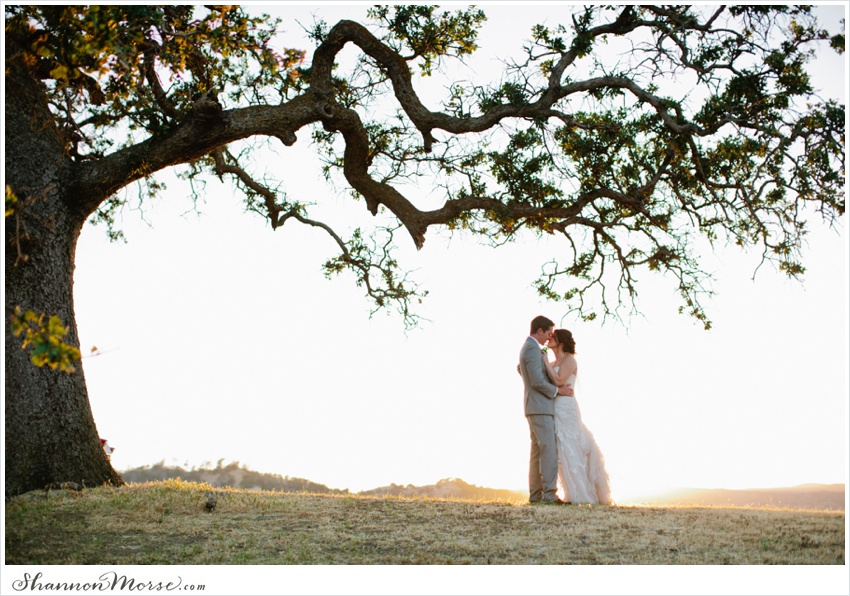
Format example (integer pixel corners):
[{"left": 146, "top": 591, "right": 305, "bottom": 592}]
[{"left": 519, "top": 315, "right": 611, "bottom": 505}]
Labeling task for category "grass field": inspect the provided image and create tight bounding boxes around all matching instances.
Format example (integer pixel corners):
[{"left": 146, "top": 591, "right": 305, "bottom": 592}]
[{"left": 4, "top": 480, "right": 845, "bottom": 565}]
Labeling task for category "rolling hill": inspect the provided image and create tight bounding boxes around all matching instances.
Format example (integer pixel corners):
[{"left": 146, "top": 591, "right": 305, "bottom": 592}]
[
  {"left": 637, "top": 483, "right": 845, "bottom": 511},
  {"left": 119, "top": 462, "right": 844, "bottom": 510}
]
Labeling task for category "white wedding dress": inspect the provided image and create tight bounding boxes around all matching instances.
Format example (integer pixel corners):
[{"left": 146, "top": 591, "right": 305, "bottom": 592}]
[{"left": 554, "top": 369, "right": 612, "bottom": 505}]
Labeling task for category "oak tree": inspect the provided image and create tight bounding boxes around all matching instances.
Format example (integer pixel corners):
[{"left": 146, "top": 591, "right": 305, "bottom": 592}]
[{"left": 4, "top": 5, "right": 844, "bottom": 494}]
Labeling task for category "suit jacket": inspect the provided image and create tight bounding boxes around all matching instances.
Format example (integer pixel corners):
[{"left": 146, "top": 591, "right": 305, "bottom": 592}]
[{"left": 519, "top": 336, "right": 558, "bottom": 416}]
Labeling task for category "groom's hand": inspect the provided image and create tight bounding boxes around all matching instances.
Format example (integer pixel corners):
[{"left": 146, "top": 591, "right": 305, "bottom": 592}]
[{"left": 557, "top": 385, "right": 574, "bottom": 397}]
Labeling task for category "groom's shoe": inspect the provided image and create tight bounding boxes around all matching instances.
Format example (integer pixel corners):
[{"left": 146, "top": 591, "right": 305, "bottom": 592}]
[{"left": 540, "top": 498, "right": 569, "bottom": 505}]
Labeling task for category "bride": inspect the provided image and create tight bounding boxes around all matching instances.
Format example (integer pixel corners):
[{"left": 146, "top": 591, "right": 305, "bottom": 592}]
[{"left": 543, "top": 329, "right": 612, "bottom": 505}]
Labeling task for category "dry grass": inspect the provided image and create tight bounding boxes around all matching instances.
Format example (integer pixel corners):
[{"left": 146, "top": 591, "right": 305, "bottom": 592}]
[{"left": 5, "top": 480, "right": 845, "bottom": 565}]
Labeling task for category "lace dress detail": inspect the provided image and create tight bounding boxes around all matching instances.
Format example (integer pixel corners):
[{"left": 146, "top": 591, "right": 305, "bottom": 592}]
[{"left": 554, "top": 369, "right": 612, "bottom": 505}]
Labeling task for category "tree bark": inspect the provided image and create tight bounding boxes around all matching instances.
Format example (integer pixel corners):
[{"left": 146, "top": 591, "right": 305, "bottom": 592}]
[{"left": 4, "top": 45, "right": 122, "bottom": 495}]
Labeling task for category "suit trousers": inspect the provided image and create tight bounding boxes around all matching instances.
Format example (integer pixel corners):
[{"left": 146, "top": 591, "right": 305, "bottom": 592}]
[{"left": 527, "top": 414, "right": 558, "bottom": 502}]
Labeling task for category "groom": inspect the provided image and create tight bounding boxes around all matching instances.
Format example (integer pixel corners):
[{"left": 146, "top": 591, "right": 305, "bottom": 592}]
[{"left": 519, "top": 315, "right": 573, "bottom": 504}]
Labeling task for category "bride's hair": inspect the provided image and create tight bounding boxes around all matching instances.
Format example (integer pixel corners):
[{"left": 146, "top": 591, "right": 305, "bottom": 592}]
[{"left": 554, "top": 329, "right": 576, "bottom": 354}]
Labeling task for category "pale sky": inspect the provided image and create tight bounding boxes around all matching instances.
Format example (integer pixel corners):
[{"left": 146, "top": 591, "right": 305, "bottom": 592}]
[{"left": 70, "top": 3, "right": 848, "bottom": 507}]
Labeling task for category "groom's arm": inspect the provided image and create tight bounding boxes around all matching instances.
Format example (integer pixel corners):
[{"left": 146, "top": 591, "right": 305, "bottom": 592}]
[{"left": 521, "top": 347, "right": 559, "bottom": 399}]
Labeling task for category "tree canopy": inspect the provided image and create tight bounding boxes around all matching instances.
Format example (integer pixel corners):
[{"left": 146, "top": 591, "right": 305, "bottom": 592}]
[{"left": 7, "top": 5, "right": 845, "bottom": 329}]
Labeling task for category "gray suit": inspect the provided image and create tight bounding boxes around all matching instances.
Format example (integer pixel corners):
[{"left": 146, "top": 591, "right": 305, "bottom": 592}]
[{"left": 519, "top": 336, "right": 559, "bottom": 502}]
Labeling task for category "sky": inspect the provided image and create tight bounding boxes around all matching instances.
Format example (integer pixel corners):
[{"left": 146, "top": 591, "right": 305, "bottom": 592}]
[{"left": 68, "top": 3, "right": 848, "bottom": 509}]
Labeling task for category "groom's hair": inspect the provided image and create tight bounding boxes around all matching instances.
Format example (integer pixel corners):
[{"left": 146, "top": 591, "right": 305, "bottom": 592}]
[{"left": 530, "top": 315, "right": 555, "bottom": 335}]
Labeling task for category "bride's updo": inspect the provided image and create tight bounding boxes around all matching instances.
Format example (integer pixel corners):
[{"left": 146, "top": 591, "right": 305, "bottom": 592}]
[{"left": 554, "top": 329, "right": 576, "bottom": 354}]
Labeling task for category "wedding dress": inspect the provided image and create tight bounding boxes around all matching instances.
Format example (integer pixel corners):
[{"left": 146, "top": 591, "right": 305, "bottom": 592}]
[{"left": 554, "top": 369, "right": 612, "bottom": 505}]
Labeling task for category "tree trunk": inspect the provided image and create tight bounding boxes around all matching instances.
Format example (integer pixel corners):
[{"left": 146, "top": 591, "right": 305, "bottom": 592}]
[{"left": 4, "top": 44, "right": 123, "bottom": 495}]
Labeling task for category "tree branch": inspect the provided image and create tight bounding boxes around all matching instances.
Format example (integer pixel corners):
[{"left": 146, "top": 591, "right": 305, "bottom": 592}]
[
  {"left": 71, "top": 93, "right": 320, "bottom": 218},
  {"left": 142, "top": 44, "right": 180, "bottom": 121},
  {"left": 211, "top": 147, "right": 282, "bottom": 228}
]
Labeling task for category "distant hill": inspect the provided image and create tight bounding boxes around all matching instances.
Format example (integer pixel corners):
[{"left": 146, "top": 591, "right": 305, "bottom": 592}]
[
  {"left": 120, "top": 460, "right": 347, "bottom": 495},
  {"left": 638, "top": 484, "right": 845, "bottom": 511},
  {"left": 360, "top": 478, "right": 527, "bottom": 502},
  {"left": 121, "top": 460, "right": 528, "bottom": 501},
  {"left": 120, "top": 463, "right": 844, "bottom": 510},
  {"left": 120, "top": 463, "right": 525, "bottom": 501}
]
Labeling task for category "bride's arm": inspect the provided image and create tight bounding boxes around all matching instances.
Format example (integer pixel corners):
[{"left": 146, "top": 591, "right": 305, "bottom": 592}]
[
  {"left": 544, "top": 357, "right": 573, "bottom": 386},
  {"left": 542, "top": 357, "right": 559, "bottom": 385},
  {"left": 543, "top": 357, "right": 577, "bottom": 387}
]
